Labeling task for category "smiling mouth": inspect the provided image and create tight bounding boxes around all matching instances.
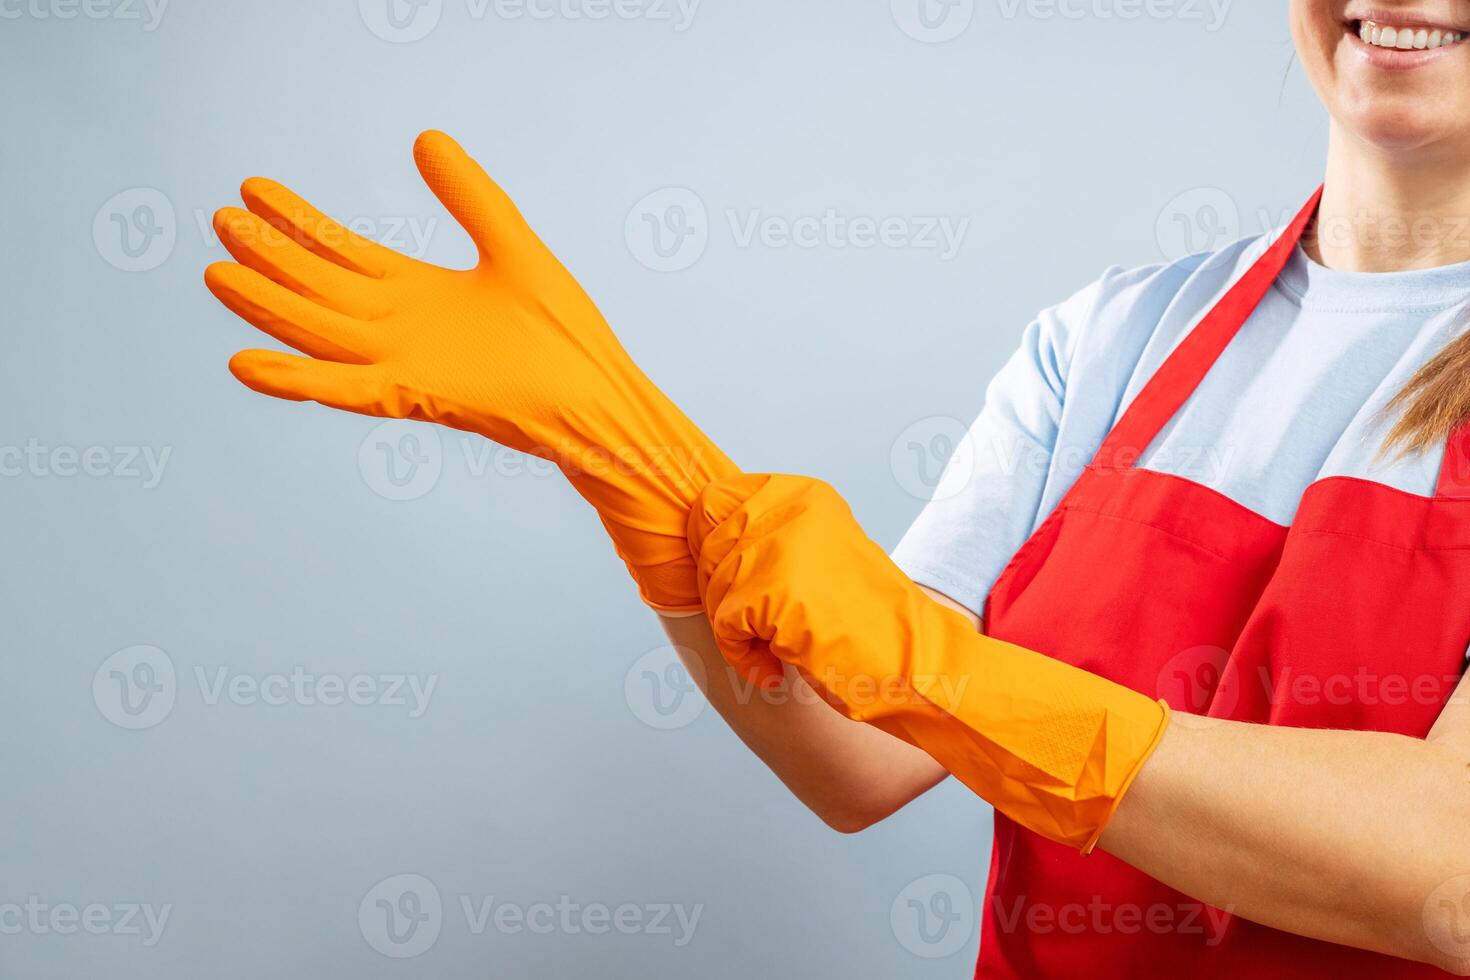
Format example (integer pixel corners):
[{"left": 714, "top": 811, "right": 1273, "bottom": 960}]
[{"left": 1351, "top": 19, "right": 1466, "bottom": 50}]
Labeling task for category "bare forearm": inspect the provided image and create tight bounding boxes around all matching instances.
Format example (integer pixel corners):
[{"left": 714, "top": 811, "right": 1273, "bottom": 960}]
[
  {"left": 1100, "top": 713, "right": 1470, "bottom": 972},
  {"left": 657, "top": 611, "right": 946, "bottom": 832}
]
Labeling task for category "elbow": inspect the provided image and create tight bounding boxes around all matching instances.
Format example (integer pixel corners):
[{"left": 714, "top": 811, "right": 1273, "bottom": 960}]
[
  {"left": 796, "top": 752, "right": 945, "bottom": 835},
  {"left": 819, "top": 808, "right": 881, "bottom": 835},
  {"left": 1377, "top": 865, "right": 1470, "bottom": 975},
  {"left": 1419, "top": 886, "right": 1470, "bottom": 977},
  {"left": 1414, "top": 841, "right": 1470, "bottom": 973},
  {"left": 1428, "top": 946, "right": 1470, "bottom": 978},
  {"left": 1329, "top": 896, "right": 1469, "bottom": 975},
  {"left": 811, "top": 796, "right": 904, "bottom": 835},
  {"left": 805, "top": 766, "right": 945, "bottom": 834}
]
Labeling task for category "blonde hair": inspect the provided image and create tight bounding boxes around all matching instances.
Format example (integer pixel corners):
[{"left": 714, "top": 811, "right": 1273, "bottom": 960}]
[{"left": 1382, "top": 332, "right": 1470, "bottom": 456}]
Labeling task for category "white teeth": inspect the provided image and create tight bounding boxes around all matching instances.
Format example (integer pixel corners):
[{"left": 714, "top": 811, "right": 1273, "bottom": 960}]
[{"left": 1359, "top": 19, "right": 1464, "bottom": 49}]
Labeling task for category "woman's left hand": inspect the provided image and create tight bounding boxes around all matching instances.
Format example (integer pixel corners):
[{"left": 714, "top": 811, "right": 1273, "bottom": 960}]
[{"left": 205, "top": 130, "right": 738, "bottom": 611}]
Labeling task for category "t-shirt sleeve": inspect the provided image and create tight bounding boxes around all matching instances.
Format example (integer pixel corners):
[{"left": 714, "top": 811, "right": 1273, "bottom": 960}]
[{"left": 890, "top": 278, "right": 1102, "bottom": 617}]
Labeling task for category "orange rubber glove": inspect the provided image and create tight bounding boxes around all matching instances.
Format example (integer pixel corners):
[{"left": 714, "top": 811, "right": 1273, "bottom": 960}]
[
  {"left": 206, "top": 130, "right": 738, "bottom": 611},
  {"left": 687, "top": 473, "right": 1171, "bottom": 852}
]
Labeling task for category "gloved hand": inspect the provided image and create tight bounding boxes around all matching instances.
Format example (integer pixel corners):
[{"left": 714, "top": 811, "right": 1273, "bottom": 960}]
[
  {"left": 687, "top": 473, "right": 1171, "bottom": 852},
  {"left": 206, "top": 130, "right": 738, "bottom": 611}
]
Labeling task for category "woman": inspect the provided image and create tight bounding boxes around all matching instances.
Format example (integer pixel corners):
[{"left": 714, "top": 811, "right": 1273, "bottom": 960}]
[{"left": 203, "top": 2, "right": 1470, "bottom": 974}]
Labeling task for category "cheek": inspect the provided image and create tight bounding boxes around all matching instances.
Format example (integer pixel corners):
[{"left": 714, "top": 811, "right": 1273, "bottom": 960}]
[{"left": 1290, "top": 0, "right": 1344, "bottom": 113}]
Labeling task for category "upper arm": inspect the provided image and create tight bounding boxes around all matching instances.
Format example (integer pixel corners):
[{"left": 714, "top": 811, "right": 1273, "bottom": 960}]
[{"left": 890, "top": 276, "right": 1101, "bottom": 616}]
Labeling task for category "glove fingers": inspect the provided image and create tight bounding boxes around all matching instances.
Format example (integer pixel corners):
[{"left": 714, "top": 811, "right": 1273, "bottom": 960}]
[
  {"left": 239, "top": 177, "right": 398, "bottom": 279},
  {"left": 707, "top": 566, "right": 788, "bottom": 688},
  {"left": 228, "top": 349, "right": 384, "bottom": 414},
  {"left": 205, "top": 262, "right": 381, "bottom": 364},
  {"left": 214, "top": 208, "right": 384, "bottom": 320},
  {"left": 687, "top": 473, "right": 777, "bottom": 592},
  {"left": 412, "top": 130, "right": 533, "bottom": 266}
]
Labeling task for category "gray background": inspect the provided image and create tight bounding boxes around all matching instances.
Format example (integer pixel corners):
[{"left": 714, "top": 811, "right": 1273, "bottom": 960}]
[{"left": 1, "top": 1, "right": 1324, "bottom": 977}]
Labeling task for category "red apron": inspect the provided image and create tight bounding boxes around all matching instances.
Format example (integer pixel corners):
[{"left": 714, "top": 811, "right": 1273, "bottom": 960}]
[{"left": 979, "top": 188, "right": 1470, "bottom": 978}]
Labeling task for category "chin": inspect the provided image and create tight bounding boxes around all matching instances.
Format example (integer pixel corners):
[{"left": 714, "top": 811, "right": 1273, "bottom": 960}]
[
  {"left": 1316, "top": 14, "right": 1470, "bottom": 155},
  {"left": 1338, "top": 100, "right": 1457, "bottom": 152}
]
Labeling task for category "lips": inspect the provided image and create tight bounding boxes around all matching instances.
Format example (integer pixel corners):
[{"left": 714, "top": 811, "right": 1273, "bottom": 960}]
[{"left": 1342, "top": 12, "right": 1470, "bottom": 67}]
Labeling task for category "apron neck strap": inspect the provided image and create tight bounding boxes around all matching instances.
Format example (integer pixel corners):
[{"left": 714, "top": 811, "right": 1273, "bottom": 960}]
[{"left": 1094, "top": 187, "right": 1324, "bottom": 470}]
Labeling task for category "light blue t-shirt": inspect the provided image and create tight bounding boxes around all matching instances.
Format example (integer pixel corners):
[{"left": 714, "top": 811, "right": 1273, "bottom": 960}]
[{"left": 892, "top": 235, "right": 1470, "bottom": 618}]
